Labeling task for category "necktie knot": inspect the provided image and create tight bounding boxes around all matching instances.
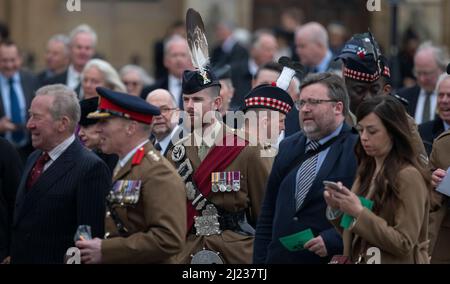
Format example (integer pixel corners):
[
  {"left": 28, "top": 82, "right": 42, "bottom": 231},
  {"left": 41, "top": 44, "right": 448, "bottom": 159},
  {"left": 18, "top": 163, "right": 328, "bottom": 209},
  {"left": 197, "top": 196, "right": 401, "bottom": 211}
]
[
  {"left": 39, "top": 152, "right": 51, "bottom": 164},
  {"left": 306, "top": 140, "right": 320, "bottom": 152},
  {"left": 8, "top": 77, "right": 14, "bottom": 85},
  {"left": 26, "top": 152, "right": 51, "bottom": 189},
  {"left": 154, "top": 142, "right": 162, "bottom": 151}
]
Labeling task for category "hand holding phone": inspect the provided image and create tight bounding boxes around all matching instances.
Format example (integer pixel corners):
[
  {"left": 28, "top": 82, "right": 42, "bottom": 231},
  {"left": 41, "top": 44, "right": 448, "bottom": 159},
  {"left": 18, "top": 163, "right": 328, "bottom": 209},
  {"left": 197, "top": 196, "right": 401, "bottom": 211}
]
[{"left": 323, "top": 180, "right": 341, "bottom": 192}]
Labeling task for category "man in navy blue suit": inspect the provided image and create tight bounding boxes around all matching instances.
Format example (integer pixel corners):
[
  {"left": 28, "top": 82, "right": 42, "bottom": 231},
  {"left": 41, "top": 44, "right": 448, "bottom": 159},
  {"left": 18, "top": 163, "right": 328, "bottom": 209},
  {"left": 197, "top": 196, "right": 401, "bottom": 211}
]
[
  {"left": 9, "top": 84, "right": 111, "bottom": 264},
  {"left": 254, "top": 73, "right": 358, "bottom": 264}
]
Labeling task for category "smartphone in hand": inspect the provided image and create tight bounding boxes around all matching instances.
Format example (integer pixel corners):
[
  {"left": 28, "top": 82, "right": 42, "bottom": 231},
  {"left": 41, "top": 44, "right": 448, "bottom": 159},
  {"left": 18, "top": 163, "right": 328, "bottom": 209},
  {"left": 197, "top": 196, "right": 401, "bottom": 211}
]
[{"left": 323, "top": 180, "right": 341, "bottom": 192}]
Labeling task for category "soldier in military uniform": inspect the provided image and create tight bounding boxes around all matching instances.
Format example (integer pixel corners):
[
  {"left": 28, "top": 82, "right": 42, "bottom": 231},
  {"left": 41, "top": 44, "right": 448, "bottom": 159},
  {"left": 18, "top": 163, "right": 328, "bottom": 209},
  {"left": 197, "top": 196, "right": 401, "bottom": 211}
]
[
  {"left": 241, "top": 83, "right": 294, "bottom": 158},
  {"left": 336, "top": 32, "right": 427, "bottom": 161},
  {"left": 76, "top": 87, "right": 186, "bottom": 264},
  {"left": 168, "top": 67, "right": 272, "bottom": 264},
  {"left": 429, "top": 130, "right": 450, "bottom": 263}
]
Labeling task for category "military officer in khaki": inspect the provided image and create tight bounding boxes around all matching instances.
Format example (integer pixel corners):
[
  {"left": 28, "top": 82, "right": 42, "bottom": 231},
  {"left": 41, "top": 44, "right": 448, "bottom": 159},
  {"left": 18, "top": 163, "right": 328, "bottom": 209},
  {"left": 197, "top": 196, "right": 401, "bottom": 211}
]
[
  {"left": 76, "top": 87, "right": 186, "bottom": 263},
  {"left": 168, "top": 67, "right": 272, "bottom": 264},
  {"left": 429, "top": 130, "right": 450, "bottom": 263}
]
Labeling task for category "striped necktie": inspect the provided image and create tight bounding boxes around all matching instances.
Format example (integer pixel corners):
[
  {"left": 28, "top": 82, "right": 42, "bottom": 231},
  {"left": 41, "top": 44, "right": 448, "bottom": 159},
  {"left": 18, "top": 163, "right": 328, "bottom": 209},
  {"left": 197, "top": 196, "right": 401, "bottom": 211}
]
[{"left": 295, "top": 140, "right": 320, "bottom": 211}]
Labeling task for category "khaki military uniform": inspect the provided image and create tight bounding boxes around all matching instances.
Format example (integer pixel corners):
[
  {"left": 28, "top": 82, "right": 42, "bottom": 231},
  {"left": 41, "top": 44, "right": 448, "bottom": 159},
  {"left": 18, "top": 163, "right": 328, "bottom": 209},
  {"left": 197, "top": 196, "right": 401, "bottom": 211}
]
[
  {"left": 428, "top": 130, "right": 450, "bottom": 263},
  {"left": 101, "top": 141, "right": 187, "bottom": 263},
  {"left": 168, "top": 122, "right": 272, "bottom": 264}
]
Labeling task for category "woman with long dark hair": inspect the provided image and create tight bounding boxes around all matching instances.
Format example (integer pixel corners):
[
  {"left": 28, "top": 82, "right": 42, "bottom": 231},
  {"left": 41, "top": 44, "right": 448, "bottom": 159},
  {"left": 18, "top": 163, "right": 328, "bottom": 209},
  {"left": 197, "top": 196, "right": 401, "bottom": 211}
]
[{"left": 324, "top": 95, "right": 430, "bottom": 263}]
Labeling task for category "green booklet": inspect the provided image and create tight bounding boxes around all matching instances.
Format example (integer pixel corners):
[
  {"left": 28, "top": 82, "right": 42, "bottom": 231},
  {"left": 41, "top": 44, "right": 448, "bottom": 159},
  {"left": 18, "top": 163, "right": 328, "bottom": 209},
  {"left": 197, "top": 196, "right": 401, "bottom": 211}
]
[
  {"left": 279, "top": 228, "right": 315, "bottom": 251},
  {"left": 340, "top": 196, "right": 374, "bottom": 229}
]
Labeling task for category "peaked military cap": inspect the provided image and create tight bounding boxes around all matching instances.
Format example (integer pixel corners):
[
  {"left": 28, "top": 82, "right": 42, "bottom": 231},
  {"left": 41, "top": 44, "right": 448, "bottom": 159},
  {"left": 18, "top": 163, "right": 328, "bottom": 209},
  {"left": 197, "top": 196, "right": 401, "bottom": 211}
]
[
  {"left": 243, "top": 84, "right": 294, "bottom": 115},
  {"left": 88, "top": 87, "right": 160, "bottom": 124}
]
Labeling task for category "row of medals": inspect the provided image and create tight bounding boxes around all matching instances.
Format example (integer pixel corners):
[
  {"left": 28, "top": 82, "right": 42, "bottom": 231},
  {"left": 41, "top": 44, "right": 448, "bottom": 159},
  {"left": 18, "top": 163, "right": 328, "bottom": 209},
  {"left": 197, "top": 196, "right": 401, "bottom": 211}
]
[{"left": 211, "top": 171, "right": 240, "bottom": 193}]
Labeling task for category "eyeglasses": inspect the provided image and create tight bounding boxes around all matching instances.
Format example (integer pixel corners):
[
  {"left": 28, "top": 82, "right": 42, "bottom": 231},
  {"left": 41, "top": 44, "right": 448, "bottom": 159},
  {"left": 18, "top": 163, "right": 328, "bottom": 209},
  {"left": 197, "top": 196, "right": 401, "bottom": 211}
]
[
  {"left": 295, "top": 99, "right": 338, "bottom": 110},
  {"left": 159, "top": 107, "right": 178, "bottom": 114},
  {"left": 413, "top": 68, "right": 440, "bottom": 78},
  {"left": 123, "top": 81, "right": 140, "bottom": 87}
]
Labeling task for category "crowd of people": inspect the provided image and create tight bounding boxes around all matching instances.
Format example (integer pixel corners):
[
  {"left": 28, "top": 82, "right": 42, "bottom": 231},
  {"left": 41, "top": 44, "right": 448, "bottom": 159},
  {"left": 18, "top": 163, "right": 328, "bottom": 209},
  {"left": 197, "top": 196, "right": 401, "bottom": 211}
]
[{"left": 0, "top": 10, "right": 450, "bottom": 264}]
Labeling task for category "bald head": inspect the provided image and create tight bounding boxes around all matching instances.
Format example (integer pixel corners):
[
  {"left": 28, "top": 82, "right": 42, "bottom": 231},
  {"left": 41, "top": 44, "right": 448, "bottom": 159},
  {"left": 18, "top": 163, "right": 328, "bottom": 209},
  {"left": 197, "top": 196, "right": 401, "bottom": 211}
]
[
  {"left": 146, "top": 89, "right": 177, "bottom": 108},
  {"left": 147, "top": 89, "right": 178, "bottom": 141},
  {"left": 295, "top": 22, "right": 329, "bottom": 67}
]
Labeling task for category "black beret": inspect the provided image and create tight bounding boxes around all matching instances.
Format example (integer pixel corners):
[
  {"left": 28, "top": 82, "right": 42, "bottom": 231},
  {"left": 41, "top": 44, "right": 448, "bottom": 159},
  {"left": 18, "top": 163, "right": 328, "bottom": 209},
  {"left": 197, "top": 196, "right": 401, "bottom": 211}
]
[
  {"left": 79, "top": 97, "right": 100, "bottom": 127},
  {"left": 88, "top": 87, "right": 160, "bottom": 124},
  {"left": 182, "top": 68, "right": 221, "bottom": 95},
  {"left": 243, "top": 84, "right": 294, "bottom": 115}
]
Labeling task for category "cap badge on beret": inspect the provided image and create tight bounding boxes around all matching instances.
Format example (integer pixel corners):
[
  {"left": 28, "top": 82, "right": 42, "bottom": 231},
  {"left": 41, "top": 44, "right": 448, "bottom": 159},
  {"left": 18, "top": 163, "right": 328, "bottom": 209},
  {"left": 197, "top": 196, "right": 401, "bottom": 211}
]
[{"left": 200, "top": 70, "right": 211, "bottom": 85}]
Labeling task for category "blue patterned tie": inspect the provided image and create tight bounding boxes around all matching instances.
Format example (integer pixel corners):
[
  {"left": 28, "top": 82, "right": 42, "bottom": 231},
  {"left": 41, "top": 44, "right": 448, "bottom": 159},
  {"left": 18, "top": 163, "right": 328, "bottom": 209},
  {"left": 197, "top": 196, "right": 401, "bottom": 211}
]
[
  {"left": 295, "top": 140, "right": 320, "bottom": 211},
  {"left": 8, "top": 77, "right": 25, "bottom": 144}
]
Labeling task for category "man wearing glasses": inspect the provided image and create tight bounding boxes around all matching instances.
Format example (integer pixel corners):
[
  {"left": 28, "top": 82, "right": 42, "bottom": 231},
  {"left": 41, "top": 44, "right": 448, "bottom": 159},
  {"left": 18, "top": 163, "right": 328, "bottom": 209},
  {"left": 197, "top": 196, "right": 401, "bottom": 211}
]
[
  {"left": 398, "top": 41, "right": 447, "bottom": 124},
  {"left": 254, "top": 72, "right": 358, "bottom": 263},
  {"left": 146, "top": 88, "right": 182, "bottom": 157}
]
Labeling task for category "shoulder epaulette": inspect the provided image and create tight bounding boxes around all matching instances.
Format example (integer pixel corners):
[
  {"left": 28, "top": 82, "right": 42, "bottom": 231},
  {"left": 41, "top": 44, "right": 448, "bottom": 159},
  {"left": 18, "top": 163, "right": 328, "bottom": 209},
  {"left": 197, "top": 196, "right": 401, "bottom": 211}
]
[{"left": 131, "top": 146, "right": 145, "bottom": 165}]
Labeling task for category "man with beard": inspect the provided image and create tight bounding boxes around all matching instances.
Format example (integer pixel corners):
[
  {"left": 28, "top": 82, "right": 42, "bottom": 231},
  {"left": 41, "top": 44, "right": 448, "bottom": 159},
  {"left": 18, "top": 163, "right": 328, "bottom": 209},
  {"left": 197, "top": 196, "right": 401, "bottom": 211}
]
[
  {"left": 254, "top": 73, "right": 358, "bottom": 263},
  {"left": 168, "top": 67, "right": 272, "bottom": 264}
]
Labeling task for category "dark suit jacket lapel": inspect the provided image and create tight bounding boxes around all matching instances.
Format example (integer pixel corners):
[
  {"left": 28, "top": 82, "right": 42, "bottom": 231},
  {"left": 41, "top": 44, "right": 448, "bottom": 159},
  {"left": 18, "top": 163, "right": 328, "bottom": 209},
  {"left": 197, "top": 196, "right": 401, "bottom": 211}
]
[
  {"left": 432, "top": 117, "right": 444, "bottom": 140},
  {"left": 313, "top": 125, "right": 350, "bottom": 185},
  {"left": 15, "top": 140, "right": 79, "bottom": 224},
  {"left": 13, "top": 151, "right": 40, "bottom": 224},
  {"left": 296, "top": 125, "right": 349, "bottom": 212}
]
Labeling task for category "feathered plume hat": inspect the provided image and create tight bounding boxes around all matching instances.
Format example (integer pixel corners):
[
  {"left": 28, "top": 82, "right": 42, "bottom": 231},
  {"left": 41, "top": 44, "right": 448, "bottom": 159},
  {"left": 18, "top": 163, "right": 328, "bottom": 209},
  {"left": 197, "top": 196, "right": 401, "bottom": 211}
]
[{"left": 182, "top": 8, "right": 221, "bottom": 94}]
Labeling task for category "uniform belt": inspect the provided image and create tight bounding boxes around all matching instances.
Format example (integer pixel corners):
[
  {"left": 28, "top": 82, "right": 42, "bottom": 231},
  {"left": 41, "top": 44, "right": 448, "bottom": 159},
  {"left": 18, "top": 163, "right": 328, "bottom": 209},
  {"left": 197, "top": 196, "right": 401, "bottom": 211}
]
[{"left": 190, "top": 210, "right": 254, "bottom": 236}]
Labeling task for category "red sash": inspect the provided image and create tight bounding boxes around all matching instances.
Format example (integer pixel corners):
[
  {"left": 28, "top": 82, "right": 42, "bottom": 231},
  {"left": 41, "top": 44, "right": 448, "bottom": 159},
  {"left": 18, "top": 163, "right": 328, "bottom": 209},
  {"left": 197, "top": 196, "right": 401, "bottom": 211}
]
[{"left": 187, "top": 134, "right": 248, "bottom": 231}]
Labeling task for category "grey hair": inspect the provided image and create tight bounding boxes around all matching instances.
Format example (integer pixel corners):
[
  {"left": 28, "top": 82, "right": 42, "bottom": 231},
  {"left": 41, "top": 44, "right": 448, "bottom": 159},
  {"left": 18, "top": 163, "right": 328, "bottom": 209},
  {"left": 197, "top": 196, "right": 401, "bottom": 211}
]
[
  {"left": 296, "top": 22, "right": 329, "bottom": 49},
  {"left": 35, "top": 84, "right": 81, "bottom": 131},
  {"left": 164, "top": 34, "right": 188, "bottom": 55},
  {"left": 300, "top": 72, "right": 349, "bottom": 116},
  {"left": 69, "top": 24, "right": 97, "bottom": 47},
  {"left": 435, "top": 73, "right": 450, "bottom": 93},
  {"left": 120, "top": 64, "right": 154, "bottom": 86},
  {"left": 415, "top": 41, "right": 449, "bottom": 71},
  {"left": 251, "top": 29, "right": 275, "bottom": 50},
  {"left": 48, "top": 34, "right": 70, "bottom": 56},
  {"left": 83, "top": 59, "right": 126, "bottom": 92}
]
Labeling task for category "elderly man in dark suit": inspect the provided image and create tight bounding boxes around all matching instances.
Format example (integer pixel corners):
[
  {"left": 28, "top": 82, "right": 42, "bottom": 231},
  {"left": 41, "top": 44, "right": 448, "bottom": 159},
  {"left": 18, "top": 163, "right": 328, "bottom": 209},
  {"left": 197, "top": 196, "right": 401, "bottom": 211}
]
[
  {"left": 418, "top": 73, "right": 450, "bottom": 155},
  {"left": 140, "top": 35, "right": 193, "bottom": 108},
  {"left": 254, "top": 73, "right": 358, "bottom": 264},
  {"left": 0, "top": 40, "right": 38, "bottom": 161},
  {"left": 9, "top": 84, "right": 111, "bottom": 264},
  {"left": 398, "top": 42, "right": 447, "bottom": 124},
  {"left": 146, "top": 88, "right": 182, "bottom": 158},
  {"left": 43, "top": 24, "right": 97, "bottom": 98}
]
